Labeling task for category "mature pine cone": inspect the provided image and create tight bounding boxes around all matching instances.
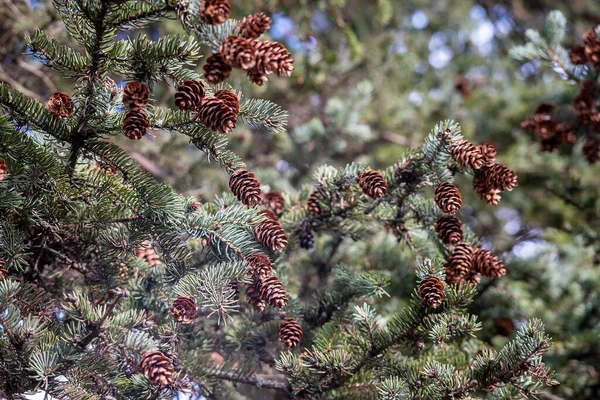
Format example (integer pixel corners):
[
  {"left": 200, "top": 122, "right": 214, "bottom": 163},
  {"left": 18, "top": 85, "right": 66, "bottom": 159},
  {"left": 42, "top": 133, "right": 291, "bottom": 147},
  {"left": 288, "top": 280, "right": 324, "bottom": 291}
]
[
  {"left": 220, "top": 36, "right": 257, "bottom": 70},
  {"left": 418, "top": 276, "right": 446, "bottom": 309},
  {"left": 0, "top": 258, "right": 6, "bottom": 280},
  {"left": 583, "top": 138, "right": 600, "bottom": 164},
  {"left": 197, "top": 97, "right": 237, "bottom": 134},
  {"left": 203, "top": 53, "right": 232, "bottom": 84},
  {"left": 140, "top": 351, "right": 174, "bottom": 387},
  {"left": 0, "top": 157, "right": 7, "bottom": 181},
  {"left": 434, "top": 182, "right": 462, "bottom": 215},
  {"left": 123, "top": 109, "right": 149, "bottom": 140},
  {"left": 451, "top": 139, "right": 485, "bottom": 170},
  {"left": 307, "top": 191, "right": 321, "bottom": 216},
  {"left": 247, "top": 69, "right": 268, "bottom": 86},
  {"left": 263, "top": 191, "right": 285, "bottom": 216},
  {"left": 245, "top": 281, "right": 266, "bottom": 311},
  {"left": 473, "top": 175, "right": 501, "bottom": 205},
  {"left": 570, "top": 45, "right": 588, "bottom": 65},
  {"left": 435, "top": 215, "right": 463, "bottom": 245},
  {"left": 254, "top": 41, "right": 295, "bottom": 76},
  {"left": 136, "top": 241, "right": 161, "bottom": 266},
  {"left": 175, "top": 80, "right": 205, "bottom": 111},
  {"left": 170, "top": 296, "right": 197, "bottom": 324},
  {"left": 200, "top": 0, "right": 231, "bottom": 25},
  {"left": 229, "top": 169, "right": 262, "bottom": 207},
  {"left": 454, "top": 75, "right": 472, "bottom": 97},
  {"left": 279, "top": 317, "right": 302, "bottom": 348},
  {"left": 445, "top": 242, "right": 474, "bottom": 283},
  {"left": 473, "top": 248, "right": 506, "bottom": 278},
  {"left": 258, "top": 275, "right": 288, "bottom": 308},
  {"left": 478, "top": 143, "right": 496, "bottom": 167},
  {"left": 238, "top": 12, "right": 272, "bottom": 39},
  {"left": 122, "top": 82, "right": 149, "bottom": 111},
  {"left": 255, "top": 218, "right": 288, "bottom": 252},
  {"left": 214, "top": 89, "right": 240, "bottom": 116},
  {"left": 246, "top": 253, "right": 272, "bottom": 278},
  {"left": 358, "top": 170, "right": 387, "bottom": 199},
  {"left": 479, "top": 163, "right": 518, "bottom": 192},
  {"left": 48, "top": 92, "right": 74, "bottom": 118}
]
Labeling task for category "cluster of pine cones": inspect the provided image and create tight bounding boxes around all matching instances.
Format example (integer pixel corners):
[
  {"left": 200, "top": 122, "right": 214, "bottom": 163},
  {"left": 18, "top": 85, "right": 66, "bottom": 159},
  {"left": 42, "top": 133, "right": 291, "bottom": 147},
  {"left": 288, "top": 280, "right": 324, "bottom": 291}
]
[
  {"left": 203, "top": 11, "right": 294, "bottom": 86},
  {"left": 122, "top": 82, "right": 150, "bottom": 140},
  {"left": 520, "top": 104, "right": 577, "bottom": 152},
  {"left": 570, "top": 27, "right": 600, "bottom": 71}
]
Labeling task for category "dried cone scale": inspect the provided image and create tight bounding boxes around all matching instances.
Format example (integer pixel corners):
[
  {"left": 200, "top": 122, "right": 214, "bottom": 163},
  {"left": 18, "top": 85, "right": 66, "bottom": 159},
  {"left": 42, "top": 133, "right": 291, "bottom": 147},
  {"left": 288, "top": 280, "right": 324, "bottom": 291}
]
[
  {"left": 238, "top": 12, "right": 272, "bottom": 38},
  {"left": 203, "top": 53, "right": 232, "bottom": 84},
  {"left": 418, "top": 276, "right": 446, "bottom": 308},
  {"left": 174, "top": 80, "right": 205, "bottom": 111},
  {"left": 122, "top": 82, "right": 149, "bottom": 111},
  {"left": 200, "top": 0, "right": 231, "bottom": 25},
  {"left": 435, "top": 215, "right": 464, "bottom": 245},
  {"left": 170, "top": 296, "right": 197, "bottom": 324},
  {"left": 136, "top": 241, "right": 161, "bottom": 266},
  {"left": 434, "top": 182, "right": 462, "bottom": 215},
  {"left": 140, "top": 350, "right": 174, "bottom": 387},
  {"left": 220, "top": 36, "right": 257, "bottom": 70},
  {"left": 245, "top": 253, "right": 272, "bottom": 278},
  {"left": 255, "top": 218, "right": 288, "bottom": 252},
  {"left": 48, "top": 92, "right": 74, "bottom": 118},
  {"left": 279, "top": 317, "right": 303, "bottom": 348},
  {"left": 214, "top": 89, "right": 240, "bottom": 116},
  {"left": 229, "top": 169, "right": 262, "bottom": 207},
  {"left": 358, "top": 170, "right": 387, "bottom": 199},
  {"left": 258, "top": 275, "right": 288, "bottom": 308}
]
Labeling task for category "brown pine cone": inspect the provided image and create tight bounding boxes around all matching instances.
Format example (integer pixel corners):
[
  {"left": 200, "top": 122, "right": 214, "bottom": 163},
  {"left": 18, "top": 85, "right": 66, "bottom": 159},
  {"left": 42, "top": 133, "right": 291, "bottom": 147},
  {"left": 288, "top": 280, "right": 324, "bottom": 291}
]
[
  {"left": 585, "top": 36, "right": 600, "bottom": 68},
  {"left": 122, "top": 82, "right": 149, "bottom": 111},
  {"left": 434, "top": 182, "right": 462, "bottom": 215},
  {"left": 170, "top": 296, "right": 197, "bottom": 324},
  {"left": 188, "top": 200, "right": 202, "bottom": 211},
  {"left": 279, "top": 317, "right": 302, "bottom": 348},
  {"left": 197, "top": 97, "right": 237, "bottom": 134},
  {"left": 446, "top": 242, "right": 474, "bottom": 281},
  {"left": 0, "top": 258, "right": 6, "bottom": 280},
  {"left": 451, "top": 139, "right": 485, "bottom": 170},
  {"left": 200, "top": 0, "right": 231, "bottom": 25},
  {"left": 570, "top": 45, "right": 588, "bottom": 65},
  {"left": 254, "top": 41, "right": 295, "bottom": 76},
  {"left": 203, "top": 53, "right": 232, "bottom": 84},
  {"left": 584, "top": 28, "right": 599, "bottom": 44},
  {"left": 479, "top": 163, "right": 518, "bottom": 192},
  {"left": 140, "top": 350, "right": 174, "bottom": 387},
  {"left": 214, "top": 89, "right": 240, "bottom": 116},
  {"left": 473, "top": 248, "right": 506, "bottom": 278},
  {"left": 136, "top": 241, "right": 161, "bottom": 266},
  {"left": 246, "top": 281, "right": 266, "bottom": 311},
  {"left": 246, "top": 253, "right": 272, "bottom": 278},
  {"left": 175, "top": 80, "right": 205, "bottom": 111},
  {"left": 123, "top": 109, "right": 149, "bottom": 140},
  {"left": 255, "top": 218, "right": 288, "bottom": 252},
  {"left": 48, "top": 92, "right": 74, "bottom": 118},
  {"left": 239, "top": 12, "right": 272, "bottom": 39},
  {"left": 478, "top": 143, "right": 497, "bottom": 167},
  {"left": 418, "top": 276, "right": 446, "bottom": 309},
  {"left": 0, "top": 158, "right": 7, "bottom": 181},
  {"left": 220, "top": 36, "right": 257, "bottom": 70},
  {"left": 435, "top": 215, "right": 463, "bottom": 245},
  {"left": 358, "top": 170, "right": 387, "bottom": 199},
  {"left": 229, "top": 169, "right": 262, "bottom": 207},
  {"left": 473, "top": 175, "right": 501, "bottom": 205},
  {"left": 583, "top": 137, "right": 600, "bottom": 164},
  {"left": 556, "top": 123, "right": 577, "bottom": 145},
  {"left": 263, "top": 191, "right": 285, "bottom": 216},
  {"left": 258, "top": 275, "right": 288, "bottom": 308},
  {"left": 454, "top": 75, "right": 472, "bottom": 97},
  {"left": 307, "top": 191, "right": 321, "bottom": 216},
  {"left": 247, "top": 69, "right": 268, "bottom": 86}
]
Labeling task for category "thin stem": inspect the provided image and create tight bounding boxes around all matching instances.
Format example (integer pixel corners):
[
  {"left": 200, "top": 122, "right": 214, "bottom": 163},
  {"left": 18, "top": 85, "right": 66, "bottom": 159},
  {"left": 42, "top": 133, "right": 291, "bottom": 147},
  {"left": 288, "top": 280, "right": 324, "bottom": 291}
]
[{"left": 206, "top": 369, "right": 290, "bottom": 393}]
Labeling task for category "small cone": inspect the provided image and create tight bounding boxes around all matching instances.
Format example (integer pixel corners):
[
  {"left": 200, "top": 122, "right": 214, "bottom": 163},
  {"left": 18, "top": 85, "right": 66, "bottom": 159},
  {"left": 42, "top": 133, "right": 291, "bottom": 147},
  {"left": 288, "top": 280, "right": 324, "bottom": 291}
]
[
  {"left": 0, "top": 158, "right": 7, "bottom": 181},
  {"left": 255, "top": 218, "right": 288, "bottom": 252},
  {"left": 0, "top": 258, "right": 6, "bottom": 281},
  {"left": 307, "top": 191, "right": 321, "bottom": 216},
  {"left": 473, "top": 175, "right": 501, "bottom": 205},
  {"left": 229, "top": 169, "right": 262, "bottom": 207},
  {"left": 122, "top": 82, "right": 149, "bottom": 111},
  {"left": 298, "top": 219, "right": 314, "bottom": 250},
  {"left": 358, "top": 170, "right": 387, "bottom": 199},
  {"left": 175, "top": 80, "right": 205, "bottom": 111},
  {"left": 203, "top": 53, "right": 232, "bottom": 84},
  {"left": 258, "top": 275, "right": 288, "bottom": 308},
  {"left": 479, "top": 163, "right": 518, "bottom": 192},
  {"left": 247, "top": 69, "right": 268, "bottom": 86},
  {"left": 263, "top": 191, "right": 285, "bottom": 216},
  {"left": 200, "top": 0, "right": 231, "bottom": 25},
  {"left": 220, "top": 36, "right": 257, "bottom": 70},
  {"left": 435, "top": 215, "right": 463, "bottom": 245},
  {"left": 123, "top": 109, "right": 149, "bottom": 140},
  {"left": 140, "top": 350, "right": 174, "bottom": 387},
  {"left": 434, "top": 182, "right": 462, "bottom": 215},
  {"left": 136, "top": 241, "right": 161, "bottom": 266},
  {"left": 279, "top": 317, "right": 303, "bottom": 348},
  {"left": 477, "top": 143, "right": 496, "bottom": 167},
  {"left": 48, "top": 92, "right": 74, "bottom": 118},
  {"left": 473, "top": 248, "right": 506, "bottom": 278},
  {"left": 418, "top": 276, "right": 446, "bottom": 309},
  {"left": 214, "top": 89, "right": 240, "bottom": 116},
  {"left": 170, "top": 296, "right": 197, "bottom": 324},
  {"left": 238, "top": 12, "right": 272, "bottom": 39},
  {"left": 451, "top": 139, "right": 485, "bottom": 169},
  {"left": 583, "top": 138, "right": 600, "bottom": 164},
  {"left": 246, "top": 253, "right": 272, "bottom": 278},
  {"left": 445, "top": 242, "right": 474, "bottom": 283},
  {"left": 570, "top": 45, "right": 588, "bottom": 65},
  {"left": 246, "top": 281, "right": 265, "bottom": 311},
  {"left": 254, "top": 41, "right": 295, "bottom": 76},
  {"left": 197, "top": 97, "right": 237, "bottom": 134}
]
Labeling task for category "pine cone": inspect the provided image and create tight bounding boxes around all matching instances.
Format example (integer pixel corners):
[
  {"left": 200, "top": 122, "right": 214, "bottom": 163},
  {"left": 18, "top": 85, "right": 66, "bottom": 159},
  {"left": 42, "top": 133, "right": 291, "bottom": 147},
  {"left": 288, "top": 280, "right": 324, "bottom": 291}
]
[
  {"left": 197, "top": 97, "right": 237, "bottom": 134},
  {"left": 434, "top": 182, "right": 462, "bottom": 215},
  {"left": 583, "top": 138, "right": 600, "bottom": 164},
  {"left": 263, "top": 191, "right": 285, "bottom": 216},
  {"left": 203, "top": 53, "right": 232, "bottom": 84},
  {"left": 473, "top": 248, "right": 506, "bottom": 278},
  {"left": 358, "top": 170, "right": 387, "bottom": 199},
  {"left": 170, "top": 296, "right": 197, "bottom": 324},
  {"left": 454, "top": 75, "right": 472, "bottom": 97},
  {"left": 247, "top": 69, "right": 268, "bottom": 86},
  {"left": 418, "top": 276, "right": 446, "bottom": 309},
  {"left": 298, "top": 219, "right": 315, "bottom": 250},
  {"left": 188, "top": 200, "right": 202, "bottom": 211},
  {"left": 116, "top": 262, "right": 129, "bottom": 281},
  {"left": 279, "top": 317, "right": 302, "bottom": 348},
  {"left": 245, "top": 281, "right": 266, "bottom": 311},
  {"left": 258, "top": 209, "right": 278, "bottom": 220},
  {"left": 200, "top": 0, "right": 231, "bottom": 25},
  {"left": 255, "top": 218, "right": 288, "bottom": 252},
  {"left": 175, "top": 80, "right": 205, "bottom": 111},
  {"left": 220, "top": 36, "right": 257, "bottom": 70},
  {"left": 556, "top": 122, "right": 577, "bottom": 145},
  {"left": 473, "top": 175, "right": 501, "bottom": 205},
  {"left": 122, "top": 82, "right": 149, "bottom": 111},
  {"left": 479, "top": 164, "right": 518, "bottom": 192},
  {"left": 0, "top": 157, "right": 7, "bottom": 181},
  {"left": 435, "top": 215, "right": 463, "bottom": 245},
  {"left": 123, "top": 109, "right": 149, "bottom": 140},
  {"left": 254, "top": 41, "right": 295, "bottom": 76},
  {"left": 258, "top": 275, "right": 288, "bottom": 308},
  {"left": 140, "top": 351, "right": 174, "bottom": 387},
  {"left": 48, "top": 92, "right": 74, "bottom": 118},
  {"left": 446, "top": 242, "right": 474, "bottom": 282},
  {"left": 214, "top": 89, "right": 240, "bottom": 116},
  {"left": 478, "top": 143, "right": 496, "bottom": 167},
  {"left": 570, "top": 45, "right": 588, "bottom": 65},
  {"left": 136, "top": 241, "right": 161, "bottom": 266},
  {"left": 307, "top": 191, "right": 321, "bottom": 216},
  {"left": 238, "top": 12, "right": 272, "bottom": 39},
  {"left": 246, "top": 253, "right": 272, "bottom": 278},
  {"left": 0, "top": 258, "right": 6, "bottom": 281},
  {"left": 229, "top": 169, "right": 262, "bottom": 207},
  {"left": 451, "top": 139, "right": 485, "bottom": 170}
]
